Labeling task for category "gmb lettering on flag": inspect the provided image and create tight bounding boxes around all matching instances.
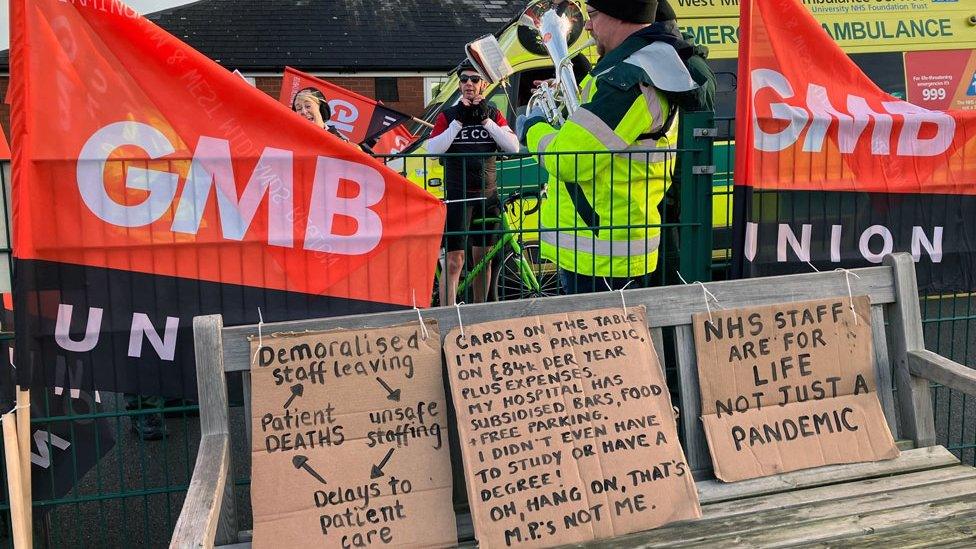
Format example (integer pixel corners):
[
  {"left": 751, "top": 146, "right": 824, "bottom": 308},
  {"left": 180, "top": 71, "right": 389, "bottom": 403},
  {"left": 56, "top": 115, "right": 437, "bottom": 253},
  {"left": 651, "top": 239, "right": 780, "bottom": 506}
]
[
  {"left": 732, "top": 0, "right": 976, "bottom": 292},
  {"left": 8, "top": 0, "right": 445, "bottom": 399}
]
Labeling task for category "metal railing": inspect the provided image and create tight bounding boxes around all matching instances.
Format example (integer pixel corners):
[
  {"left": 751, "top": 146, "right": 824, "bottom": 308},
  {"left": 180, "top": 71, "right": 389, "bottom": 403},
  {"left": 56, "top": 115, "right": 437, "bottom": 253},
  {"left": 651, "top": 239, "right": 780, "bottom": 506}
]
[{"left": 1, "top": 110, "right": 974, "bottom": 546}]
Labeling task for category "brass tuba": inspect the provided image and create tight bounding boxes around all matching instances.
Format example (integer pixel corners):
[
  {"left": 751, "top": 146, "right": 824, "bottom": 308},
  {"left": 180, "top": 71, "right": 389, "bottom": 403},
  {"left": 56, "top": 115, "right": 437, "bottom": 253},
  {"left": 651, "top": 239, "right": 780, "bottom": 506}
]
[{"left": 521, "top": 2, "right": 586, "bottom": 127}]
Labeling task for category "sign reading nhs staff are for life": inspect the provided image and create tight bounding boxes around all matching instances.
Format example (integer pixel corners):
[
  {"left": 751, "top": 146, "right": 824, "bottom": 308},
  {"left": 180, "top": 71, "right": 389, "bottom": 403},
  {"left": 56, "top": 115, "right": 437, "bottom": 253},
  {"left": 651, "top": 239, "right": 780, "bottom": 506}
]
[
  {"left": 8, "top": 0, "right": 445, "bottom": 398},
  {"left": 732, "top": 0, "right": 976, "bottom": 292}
]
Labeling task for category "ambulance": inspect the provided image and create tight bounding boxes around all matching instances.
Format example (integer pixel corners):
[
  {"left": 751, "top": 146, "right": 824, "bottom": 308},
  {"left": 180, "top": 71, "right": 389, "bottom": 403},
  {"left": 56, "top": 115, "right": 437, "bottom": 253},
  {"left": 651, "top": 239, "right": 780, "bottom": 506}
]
[{"left": 396, "top": 0, "right": 976, "bottom": 270}]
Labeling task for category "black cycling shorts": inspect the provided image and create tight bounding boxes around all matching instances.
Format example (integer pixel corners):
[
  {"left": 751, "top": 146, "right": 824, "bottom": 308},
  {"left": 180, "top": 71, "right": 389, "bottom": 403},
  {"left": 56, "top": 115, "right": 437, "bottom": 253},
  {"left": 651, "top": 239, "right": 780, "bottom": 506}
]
[{"left": 444, "top": 193, "right": 501, "bottom": 251}]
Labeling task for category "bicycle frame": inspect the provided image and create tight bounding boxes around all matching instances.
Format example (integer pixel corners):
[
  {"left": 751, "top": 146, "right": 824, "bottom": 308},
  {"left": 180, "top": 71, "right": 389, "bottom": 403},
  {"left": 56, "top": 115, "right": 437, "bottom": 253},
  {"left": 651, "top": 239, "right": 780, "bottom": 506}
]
[{"left": 456, "top": 209, "right": 543, "bottom": 297}]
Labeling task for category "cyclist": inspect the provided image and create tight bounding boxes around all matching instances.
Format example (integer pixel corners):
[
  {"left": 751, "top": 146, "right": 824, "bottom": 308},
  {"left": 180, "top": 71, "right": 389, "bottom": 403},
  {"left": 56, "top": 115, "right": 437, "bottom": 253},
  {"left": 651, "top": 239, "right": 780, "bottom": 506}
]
[{"left": 424, "top": 60, "right": 519, "bottom": 305}]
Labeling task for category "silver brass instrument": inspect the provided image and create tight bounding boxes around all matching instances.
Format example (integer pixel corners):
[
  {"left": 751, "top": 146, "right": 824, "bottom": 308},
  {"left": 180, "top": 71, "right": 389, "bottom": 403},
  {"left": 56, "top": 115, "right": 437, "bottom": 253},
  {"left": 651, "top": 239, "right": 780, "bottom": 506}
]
[{"left": 522, "top": 5, "right": 586, "bottom": 127}]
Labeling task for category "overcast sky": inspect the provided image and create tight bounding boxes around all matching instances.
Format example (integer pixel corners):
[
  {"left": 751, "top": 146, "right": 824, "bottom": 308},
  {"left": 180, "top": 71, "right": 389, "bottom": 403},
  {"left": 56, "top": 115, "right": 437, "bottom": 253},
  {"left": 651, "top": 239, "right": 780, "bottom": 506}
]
[{"left": 0, "top": 1, "right": 198, "bottom": 50}]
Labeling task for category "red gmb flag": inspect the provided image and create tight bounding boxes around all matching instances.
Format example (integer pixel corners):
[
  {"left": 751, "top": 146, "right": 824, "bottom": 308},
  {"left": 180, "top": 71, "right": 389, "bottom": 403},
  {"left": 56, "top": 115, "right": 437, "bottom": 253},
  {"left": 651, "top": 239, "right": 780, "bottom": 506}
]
[
  {"left": 0, "top": 124, "right": 9, "bottom": 161},
  {"left": 280, "top": 67, "right": 413, "bottom": 145},
  {"left": 372, "top": 124, "right": 418, "bottom": 156},
  {"left": 9, "top": 0, "right": 444, "bottom": 397},
  {"left": 732, "top": 0, "right": 976, "bottom": 291}
]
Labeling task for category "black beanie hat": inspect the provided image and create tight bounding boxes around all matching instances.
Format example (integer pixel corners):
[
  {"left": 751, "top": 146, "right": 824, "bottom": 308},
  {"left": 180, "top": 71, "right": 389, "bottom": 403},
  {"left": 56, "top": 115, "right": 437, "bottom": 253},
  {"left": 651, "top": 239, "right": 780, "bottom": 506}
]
[
  {"left": 587, "top": 0, "right": 658, "bottom": 24},
  {"left": 656, "top": 0, "right": 676, "bottom": 22}
]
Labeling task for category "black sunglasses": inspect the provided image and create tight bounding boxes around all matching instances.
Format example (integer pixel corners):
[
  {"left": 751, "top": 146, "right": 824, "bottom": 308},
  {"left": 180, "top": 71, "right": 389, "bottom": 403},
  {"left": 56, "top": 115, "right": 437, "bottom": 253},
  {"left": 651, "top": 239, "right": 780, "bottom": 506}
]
[{"left": 459, "top": 75, "right": 483, "bottom": 83}]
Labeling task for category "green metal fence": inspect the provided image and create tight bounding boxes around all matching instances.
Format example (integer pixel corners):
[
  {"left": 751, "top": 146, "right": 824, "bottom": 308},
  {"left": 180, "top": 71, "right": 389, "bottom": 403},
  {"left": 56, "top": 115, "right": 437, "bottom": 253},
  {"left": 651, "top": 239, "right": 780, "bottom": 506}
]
[{"left": 1, "top": 110, "right": 974, "bottom": 546}]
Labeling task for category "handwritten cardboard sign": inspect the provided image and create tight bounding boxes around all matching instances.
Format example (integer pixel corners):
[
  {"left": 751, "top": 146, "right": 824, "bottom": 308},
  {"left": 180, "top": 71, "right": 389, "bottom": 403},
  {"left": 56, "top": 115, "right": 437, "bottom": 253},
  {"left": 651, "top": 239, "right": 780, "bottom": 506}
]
[
  {"left": 444, "top": 306, "right": 700, "bottom": 548},
  {"left": 250, "top": 321, "right": 457, "bottom": 548},
  {"left": 693, "top": 296, "right": 899, "bottom": 482}
]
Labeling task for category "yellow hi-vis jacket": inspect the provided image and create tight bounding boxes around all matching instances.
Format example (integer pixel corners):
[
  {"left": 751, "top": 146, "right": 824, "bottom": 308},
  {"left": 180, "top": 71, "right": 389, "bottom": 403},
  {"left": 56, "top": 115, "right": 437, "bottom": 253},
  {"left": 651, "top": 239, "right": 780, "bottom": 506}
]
[{"left": 526, "top": 35, "right": 696, "bottom": 278}]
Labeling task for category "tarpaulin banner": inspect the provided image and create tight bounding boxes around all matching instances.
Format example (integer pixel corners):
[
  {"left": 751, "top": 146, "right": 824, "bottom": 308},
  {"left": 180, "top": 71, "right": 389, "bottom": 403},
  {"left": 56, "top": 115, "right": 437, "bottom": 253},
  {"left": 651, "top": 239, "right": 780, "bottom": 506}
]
[
  {"left": 732, "top": 0, "right": 976, "bottom": 292},
  {"left": 280, "top": 67, "right": 413, "bottom": 146},
  {"left": 9, "top": 0, "right": 445, "bottom": 398}
]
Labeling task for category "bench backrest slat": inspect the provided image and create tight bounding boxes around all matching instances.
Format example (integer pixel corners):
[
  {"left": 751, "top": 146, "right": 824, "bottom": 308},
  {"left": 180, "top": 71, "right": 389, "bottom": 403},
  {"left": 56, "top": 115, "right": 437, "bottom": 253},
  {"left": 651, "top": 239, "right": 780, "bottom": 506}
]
[
  {"left": 219, "top": 267, "right": 897, "bottom": 373},
  {"left": 675, "top": 324, "right": 710, "bottom": 473},
  {"left": 870, "top": 304, "right": 898, "bottom": 436},
  {"left": 885, "top": 254, "right": 936, "bottom": 446}
]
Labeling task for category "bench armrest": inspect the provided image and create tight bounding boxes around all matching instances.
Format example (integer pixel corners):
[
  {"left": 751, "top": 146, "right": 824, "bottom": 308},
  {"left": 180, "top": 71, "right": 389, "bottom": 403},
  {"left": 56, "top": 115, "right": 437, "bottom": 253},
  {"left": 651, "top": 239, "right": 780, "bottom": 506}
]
[
  {"left": 908, "top": 350, "right": 976, "bottom": 396},
  {"left": 171, "top": 434, "right": 230, "bottom": 549}
]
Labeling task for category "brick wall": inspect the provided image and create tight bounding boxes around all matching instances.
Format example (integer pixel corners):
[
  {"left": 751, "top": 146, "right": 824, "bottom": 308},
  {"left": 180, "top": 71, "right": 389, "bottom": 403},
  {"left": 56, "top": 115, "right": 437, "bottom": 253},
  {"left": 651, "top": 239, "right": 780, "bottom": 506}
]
[{"left": 0, "top": 73, "right": 426, "bottom": 143}]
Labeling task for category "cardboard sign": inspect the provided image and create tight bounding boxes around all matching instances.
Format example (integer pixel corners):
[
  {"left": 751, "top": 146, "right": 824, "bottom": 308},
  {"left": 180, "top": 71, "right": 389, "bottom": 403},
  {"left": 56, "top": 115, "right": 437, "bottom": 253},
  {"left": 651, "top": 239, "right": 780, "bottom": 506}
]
[
  {"left": 693, "top": 296, "right": 899, "bottom": 482},
  {"left": 250, "top": 322, "right": 457, "bottom": 548},
  {"left": 444, "top": 307, "right": 701, "bottom": 548}
]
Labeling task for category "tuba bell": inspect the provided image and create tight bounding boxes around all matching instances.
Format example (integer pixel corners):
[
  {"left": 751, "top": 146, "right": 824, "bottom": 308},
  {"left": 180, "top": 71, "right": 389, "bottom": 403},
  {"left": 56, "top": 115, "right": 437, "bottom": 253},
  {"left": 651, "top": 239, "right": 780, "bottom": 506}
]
[{"left": 521, "top": 2, "right": 586, "bottom": 127}]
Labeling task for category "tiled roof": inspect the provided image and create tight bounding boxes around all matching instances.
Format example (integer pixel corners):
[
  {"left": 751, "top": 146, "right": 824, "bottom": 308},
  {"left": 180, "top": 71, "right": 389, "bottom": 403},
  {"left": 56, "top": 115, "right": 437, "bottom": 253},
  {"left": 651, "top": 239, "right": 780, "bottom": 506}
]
[
  {"left": 151, "top": 0, "right": 531, "bottom": 71},
  {"left": 0, "top": 0, "right": 528, "bottom": 72}
]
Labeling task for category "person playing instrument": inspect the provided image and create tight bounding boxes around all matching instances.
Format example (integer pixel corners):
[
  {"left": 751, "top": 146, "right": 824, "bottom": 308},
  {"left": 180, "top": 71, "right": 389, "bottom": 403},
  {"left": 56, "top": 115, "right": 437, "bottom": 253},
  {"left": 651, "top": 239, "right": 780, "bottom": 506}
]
[
  {"left": 519, "top": 0, "right": 700, "bottom": 294},
  {"left": 424, "top": 61, "right": 520, "bottom": 306},
  {"left": 651, "top": 0, "right": 717, "bottom": 285}
]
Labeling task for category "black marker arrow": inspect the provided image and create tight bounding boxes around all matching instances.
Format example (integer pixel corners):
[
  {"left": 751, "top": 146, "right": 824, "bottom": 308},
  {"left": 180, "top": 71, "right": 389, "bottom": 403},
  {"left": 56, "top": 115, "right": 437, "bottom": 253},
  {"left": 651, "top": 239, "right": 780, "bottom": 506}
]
[
  {"left": 376, "top": 377, "right": 401, "bottom": 402},
  {"left": 293, "top": 454, "right": 327, "bottom": 484},
  {"left": 371, "top": 448, "right": 395, "bottom": 479},
  {"left": 283, "top": 383, "right": 304, "bottom": 409}
]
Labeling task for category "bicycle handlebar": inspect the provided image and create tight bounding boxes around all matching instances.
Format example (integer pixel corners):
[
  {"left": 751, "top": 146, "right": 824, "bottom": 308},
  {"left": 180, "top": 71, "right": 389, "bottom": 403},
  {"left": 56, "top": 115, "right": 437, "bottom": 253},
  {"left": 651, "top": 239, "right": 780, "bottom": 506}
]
[{"left": 503, "top": 191, "right": 542, "bottom": 216}]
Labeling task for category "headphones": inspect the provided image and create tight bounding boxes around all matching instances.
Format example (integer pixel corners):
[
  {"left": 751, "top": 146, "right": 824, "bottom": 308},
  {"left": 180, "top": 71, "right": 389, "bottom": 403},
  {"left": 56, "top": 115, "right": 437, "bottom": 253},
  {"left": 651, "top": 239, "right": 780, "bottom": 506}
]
[{"left": 293, "top": 87, "right": 332, "bottom": 122}]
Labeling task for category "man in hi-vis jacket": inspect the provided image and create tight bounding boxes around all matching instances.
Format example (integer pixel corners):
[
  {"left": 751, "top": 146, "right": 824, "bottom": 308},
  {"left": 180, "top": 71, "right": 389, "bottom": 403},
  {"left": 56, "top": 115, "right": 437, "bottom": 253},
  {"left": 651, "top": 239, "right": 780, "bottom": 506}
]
[{"left": 522, "top": 0, "right": 699, "bottom": 294}]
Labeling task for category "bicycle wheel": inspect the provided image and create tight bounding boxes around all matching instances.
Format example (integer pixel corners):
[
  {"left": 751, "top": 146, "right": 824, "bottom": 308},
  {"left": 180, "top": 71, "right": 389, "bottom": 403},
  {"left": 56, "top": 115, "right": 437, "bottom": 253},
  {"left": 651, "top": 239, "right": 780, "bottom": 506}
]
[{"left": 494, "top": 243, "right": 561, "bottom": 301}]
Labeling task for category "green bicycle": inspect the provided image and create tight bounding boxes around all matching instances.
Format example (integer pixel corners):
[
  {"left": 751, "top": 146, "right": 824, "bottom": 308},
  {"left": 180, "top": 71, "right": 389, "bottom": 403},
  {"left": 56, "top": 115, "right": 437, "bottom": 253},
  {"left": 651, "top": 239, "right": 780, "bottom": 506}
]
[{"left": 433, "top": 190, "right": 561, "bottom": 305}]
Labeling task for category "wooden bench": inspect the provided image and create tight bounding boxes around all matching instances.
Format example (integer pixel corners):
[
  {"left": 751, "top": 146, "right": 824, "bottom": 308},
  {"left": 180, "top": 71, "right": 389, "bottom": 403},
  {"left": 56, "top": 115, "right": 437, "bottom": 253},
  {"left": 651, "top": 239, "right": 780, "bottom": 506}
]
[{"left": 170, "top": 253, "right": 976, "bottom": 547}]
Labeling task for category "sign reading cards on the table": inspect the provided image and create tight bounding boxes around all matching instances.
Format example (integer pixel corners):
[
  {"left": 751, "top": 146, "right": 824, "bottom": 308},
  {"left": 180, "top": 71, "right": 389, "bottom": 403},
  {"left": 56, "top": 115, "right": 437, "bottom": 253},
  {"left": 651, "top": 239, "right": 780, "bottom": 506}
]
[
  {"left": 249, "top": 321, "right": 457, "bottom": 548},
  {"left": 444, "top": 306, "right": 701, "bottom": 548},
  {"left": 693, "top": 296, "right": 899, "bottom": 482}
]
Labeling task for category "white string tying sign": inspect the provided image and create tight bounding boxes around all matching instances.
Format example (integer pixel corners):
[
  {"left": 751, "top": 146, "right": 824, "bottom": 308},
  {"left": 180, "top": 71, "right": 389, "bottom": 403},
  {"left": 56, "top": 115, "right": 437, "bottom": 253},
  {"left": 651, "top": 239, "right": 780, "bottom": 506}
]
[
  {"left": 250, "top": 307, "right": 265, "bottom": 365},
  {"left": 835, "top": 268, "right": 862, "bottom": 326},
  {"left": 676, "top": 272, "right": 722, "bottom": 323},
  {"left": 411, "top": 289, "right": 430, "bottom": 341},
  {"left": 455, "top": 301, "right": 466, "bottom": 340},
  {"left": 602, "top": 278, "right": 635, "bottom": 315}
]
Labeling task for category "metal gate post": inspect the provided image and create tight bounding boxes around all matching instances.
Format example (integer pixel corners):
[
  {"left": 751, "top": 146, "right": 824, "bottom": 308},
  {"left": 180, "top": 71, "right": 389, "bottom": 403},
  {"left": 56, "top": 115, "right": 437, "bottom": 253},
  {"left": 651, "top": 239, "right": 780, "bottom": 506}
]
[{"left": 678, "top": 111, "right": 716, "bottom": 283}]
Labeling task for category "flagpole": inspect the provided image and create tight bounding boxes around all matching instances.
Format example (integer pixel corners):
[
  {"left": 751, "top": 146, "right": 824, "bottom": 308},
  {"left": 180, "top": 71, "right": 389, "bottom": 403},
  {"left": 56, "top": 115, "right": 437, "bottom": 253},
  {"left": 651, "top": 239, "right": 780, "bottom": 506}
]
[
  {"left": 411, "top": 117, "right": 434, "bottom": 129},
  {"left": 3, "top": 410, "right": 29, "bottom": 548},
  {"left": 16, "top": 388, "right": 32, "bottom": 545}
]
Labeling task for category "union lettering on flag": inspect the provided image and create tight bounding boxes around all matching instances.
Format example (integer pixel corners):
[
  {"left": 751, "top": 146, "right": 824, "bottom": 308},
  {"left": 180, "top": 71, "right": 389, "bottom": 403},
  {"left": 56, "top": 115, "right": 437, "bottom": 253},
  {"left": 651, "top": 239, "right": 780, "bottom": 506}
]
[
  {"left": 732, "top": 0, "right": 976, "bottom": 291},
  {"left": 8, "top": 0, "right": 445, "bottom": 398},
  {"left": 280, "top": 67, "right": 413, "bottom": 146}
]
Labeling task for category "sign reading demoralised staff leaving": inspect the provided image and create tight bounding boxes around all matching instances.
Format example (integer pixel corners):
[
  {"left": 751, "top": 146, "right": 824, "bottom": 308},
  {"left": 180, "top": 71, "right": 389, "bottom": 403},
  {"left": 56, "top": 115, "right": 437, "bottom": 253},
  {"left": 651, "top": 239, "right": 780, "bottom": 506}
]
[
  {"left": 444, "top": 307, "right": 700, "bottom": 548},
  {"left": 673, "top": 0, "right": 975, "bottom": 59},
  {"left": 249, "top": 322, "right": 456, "bottom": 548},
  {"left": 692, "top": 296, "right": 899, "bottom": 482}
]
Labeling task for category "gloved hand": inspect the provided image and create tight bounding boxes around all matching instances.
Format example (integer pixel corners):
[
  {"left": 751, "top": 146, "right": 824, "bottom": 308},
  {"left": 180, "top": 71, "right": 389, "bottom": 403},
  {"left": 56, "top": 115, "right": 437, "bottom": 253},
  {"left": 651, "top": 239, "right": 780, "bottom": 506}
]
[
  {"left": 471, "top": 100, "right": 491, "bottom": 123},
  {"left": 460, "top": 102, "right": 483, "bottom": 125},
  {"left": 515, "top": 114, "right": 529, "bottom": 145},
  {"left": 517, "top": 105, "right": 547, "bottom": 145}
]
